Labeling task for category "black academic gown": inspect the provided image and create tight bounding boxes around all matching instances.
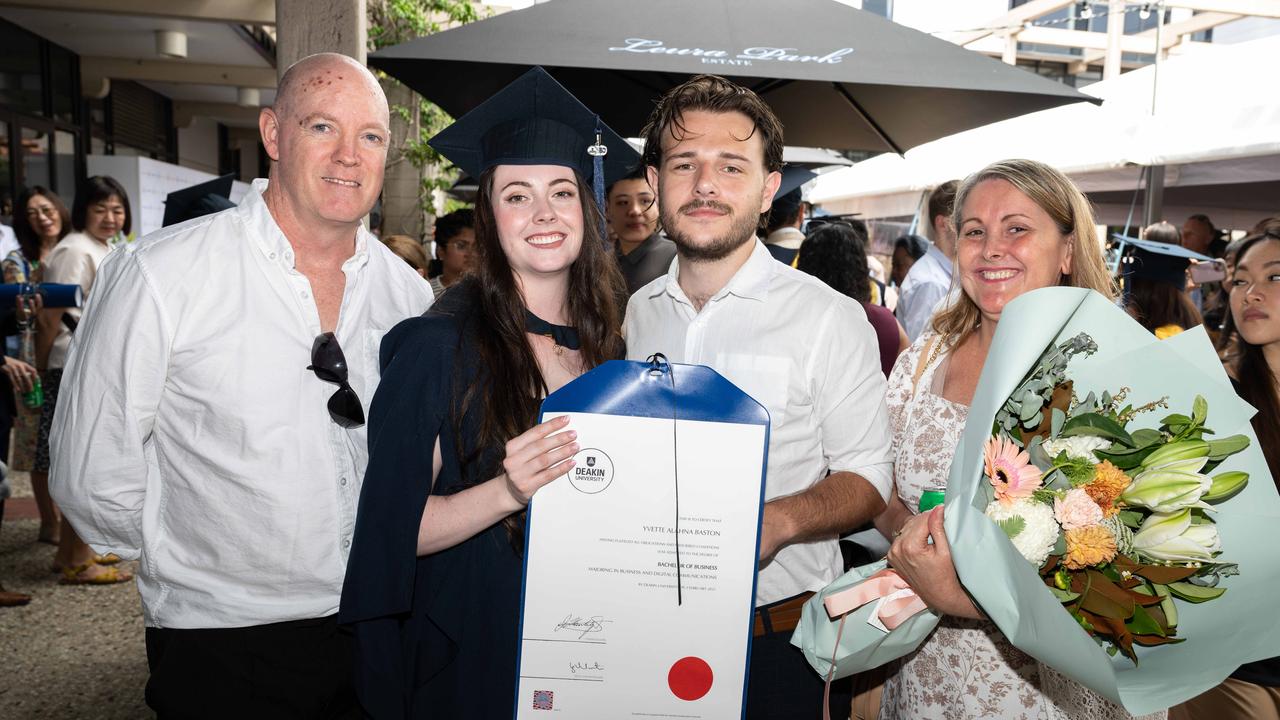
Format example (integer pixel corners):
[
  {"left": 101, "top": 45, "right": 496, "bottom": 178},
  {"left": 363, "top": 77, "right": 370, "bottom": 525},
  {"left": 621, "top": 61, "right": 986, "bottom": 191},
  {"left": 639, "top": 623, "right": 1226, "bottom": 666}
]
[{"left": 340, "top": 281, "right": 525, "bottom": 719}]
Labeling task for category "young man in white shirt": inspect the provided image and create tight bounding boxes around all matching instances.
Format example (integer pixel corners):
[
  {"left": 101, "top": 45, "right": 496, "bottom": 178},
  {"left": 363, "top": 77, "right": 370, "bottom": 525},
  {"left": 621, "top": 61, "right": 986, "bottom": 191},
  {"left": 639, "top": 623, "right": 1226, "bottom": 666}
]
[
  {"left": 626, "top": 74, "right": 894, "bottom": 718},
  {"left": 49, "top": 53, "right": 433, "bottom": 718},
  {"left": 896, "top": 179, "right": 959, "bottom": 341}
]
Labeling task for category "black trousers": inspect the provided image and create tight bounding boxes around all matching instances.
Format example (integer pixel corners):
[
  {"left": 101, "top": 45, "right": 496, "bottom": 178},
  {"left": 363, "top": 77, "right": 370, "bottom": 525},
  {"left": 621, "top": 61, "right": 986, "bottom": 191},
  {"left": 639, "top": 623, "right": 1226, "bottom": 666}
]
[
  {"left": 145, "top": 615, "right": 358, "bottom": 720},
  {"left": 747, "top": 622, "right": 853, "bottom": 720}
]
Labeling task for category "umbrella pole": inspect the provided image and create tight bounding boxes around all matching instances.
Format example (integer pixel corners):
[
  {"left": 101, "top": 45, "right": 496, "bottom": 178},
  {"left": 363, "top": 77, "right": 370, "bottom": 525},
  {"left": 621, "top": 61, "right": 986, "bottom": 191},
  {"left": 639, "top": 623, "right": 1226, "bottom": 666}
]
[{"left": 1144, "top": 3, "right": 1166, "bottom": 228}]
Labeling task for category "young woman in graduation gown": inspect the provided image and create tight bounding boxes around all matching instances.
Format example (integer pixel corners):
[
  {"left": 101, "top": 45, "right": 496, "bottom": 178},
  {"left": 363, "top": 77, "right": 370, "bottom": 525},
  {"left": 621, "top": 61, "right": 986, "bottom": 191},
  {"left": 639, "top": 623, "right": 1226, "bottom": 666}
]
[{"left": 339, "top": 68, "right": 630, "bottom": 719}]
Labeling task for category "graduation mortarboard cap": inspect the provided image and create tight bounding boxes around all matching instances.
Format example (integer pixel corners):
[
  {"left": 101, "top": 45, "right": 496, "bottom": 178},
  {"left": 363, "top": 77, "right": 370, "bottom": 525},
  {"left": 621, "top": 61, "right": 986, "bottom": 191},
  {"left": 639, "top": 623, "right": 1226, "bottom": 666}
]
[
  {"left": 427, "top": 67, "right": 638, "bottom": 206},
  {"left": 163, "top": 173, "right": 236, "bottom": 228},
  {"left": 776, "top": 165, "right": 818, "bottom": 201},
  {"left": 771, "top": 165, "right": 818, "bottom": 220},
  {"left": 1114, "top": 234, "right": 1211, "bottom": 288}
]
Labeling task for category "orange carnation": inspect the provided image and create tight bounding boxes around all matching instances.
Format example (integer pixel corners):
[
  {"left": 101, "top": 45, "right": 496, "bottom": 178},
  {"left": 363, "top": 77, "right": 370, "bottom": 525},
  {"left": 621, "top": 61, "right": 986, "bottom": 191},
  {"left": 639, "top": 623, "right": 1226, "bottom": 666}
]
[
  {"left": 1085, "top": 460, "right": 1130, "bottom": 517},
  {"left": 1064, "top": 525, "right": 1118, "bottom": 570}
]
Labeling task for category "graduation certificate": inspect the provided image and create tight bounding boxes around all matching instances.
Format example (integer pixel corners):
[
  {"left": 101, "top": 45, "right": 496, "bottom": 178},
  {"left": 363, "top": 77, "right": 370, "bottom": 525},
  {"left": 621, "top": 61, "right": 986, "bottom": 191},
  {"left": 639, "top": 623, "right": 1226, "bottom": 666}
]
[{"left": 514, "top": 359, "right": 768, "bottom": 719}]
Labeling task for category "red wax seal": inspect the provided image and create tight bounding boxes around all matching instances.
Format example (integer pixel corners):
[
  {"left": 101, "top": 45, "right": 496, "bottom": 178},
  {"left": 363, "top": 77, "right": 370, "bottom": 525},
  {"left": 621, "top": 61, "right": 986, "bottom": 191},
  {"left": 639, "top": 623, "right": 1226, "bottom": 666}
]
[{"left": 667, "top": 656, "right": 714, "bottom": 701}]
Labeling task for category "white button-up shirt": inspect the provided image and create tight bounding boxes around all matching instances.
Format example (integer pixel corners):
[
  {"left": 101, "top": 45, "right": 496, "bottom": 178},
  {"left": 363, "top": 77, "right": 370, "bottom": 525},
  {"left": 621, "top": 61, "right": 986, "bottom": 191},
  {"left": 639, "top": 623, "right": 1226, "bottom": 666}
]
[
  {"left": 625, "top": 240, "right": 893, "bottom": 605},
  {"left": 50, "top": 180, "right": 433, "bottom": 629},
  {"left": 896, "top": 243, "right": 953, "bottom": 341}
]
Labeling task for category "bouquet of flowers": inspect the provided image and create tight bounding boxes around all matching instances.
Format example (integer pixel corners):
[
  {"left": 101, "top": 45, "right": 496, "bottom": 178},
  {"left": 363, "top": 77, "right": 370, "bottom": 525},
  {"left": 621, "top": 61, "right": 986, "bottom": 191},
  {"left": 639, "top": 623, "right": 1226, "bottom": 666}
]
[
  {"left": 792, "top": 288, "right": 1280, "bottom": 715},
  {"left": 983, "top": 331, "right": 1250, "bottom": 663}
]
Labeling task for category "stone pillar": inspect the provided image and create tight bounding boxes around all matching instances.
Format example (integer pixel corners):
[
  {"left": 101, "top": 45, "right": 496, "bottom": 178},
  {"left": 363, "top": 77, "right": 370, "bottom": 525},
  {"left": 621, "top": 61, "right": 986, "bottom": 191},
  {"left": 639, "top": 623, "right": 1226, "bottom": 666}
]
[
  {"left": 380, "top": 80, "right": 426, "bottom": 239},
  {"left": 1103, "top": 0, "right": 1125, "bottom": 80},
  {"left": 1001, "top": 30, "right": 1019, "bottom": 65},
  {"left": 274, "top": 0, "right": 367, "bottom": 78}
]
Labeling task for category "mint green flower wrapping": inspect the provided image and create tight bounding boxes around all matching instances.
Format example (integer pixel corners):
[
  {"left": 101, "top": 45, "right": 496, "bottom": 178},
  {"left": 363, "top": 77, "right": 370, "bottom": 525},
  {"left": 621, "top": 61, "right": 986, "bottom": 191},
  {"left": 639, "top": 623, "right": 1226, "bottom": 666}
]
[
  {"left": 790, "top": 560, "right": 940, "bottom": 682},
  {"left": 791, "top": 287, "right": 1280, "bottom": 716}
]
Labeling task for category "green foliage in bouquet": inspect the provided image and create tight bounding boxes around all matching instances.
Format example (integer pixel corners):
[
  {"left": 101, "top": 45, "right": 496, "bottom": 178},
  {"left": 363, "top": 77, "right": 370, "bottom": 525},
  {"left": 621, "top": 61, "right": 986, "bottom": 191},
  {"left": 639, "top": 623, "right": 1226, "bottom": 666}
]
[{"left": 984, "top": 333, "right": 1251, "bottom": 663}]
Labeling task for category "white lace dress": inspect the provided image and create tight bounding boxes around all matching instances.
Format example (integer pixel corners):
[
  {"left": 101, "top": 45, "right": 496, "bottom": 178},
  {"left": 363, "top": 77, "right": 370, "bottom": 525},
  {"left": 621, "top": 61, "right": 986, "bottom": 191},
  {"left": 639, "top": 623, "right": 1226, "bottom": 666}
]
[{"left": 878, "top": 333, "right": 1166, "bottom": 720}]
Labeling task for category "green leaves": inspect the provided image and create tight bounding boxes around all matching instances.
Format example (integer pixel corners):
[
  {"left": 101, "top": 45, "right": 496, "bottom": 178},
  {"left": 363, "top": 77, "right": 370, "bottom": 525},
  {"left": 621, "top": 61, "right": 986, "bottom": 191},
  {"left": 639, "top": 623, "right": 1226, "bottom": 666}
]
[
  {"left": 1162, "top": 395, "right": 1213, "bottom": 441},
  {"left": 1128, "top": 604, "right": 1166, "bottom": 637},
  {"left": 368, "top": 0, "right": 486, "bottom": 216},
  {"left": 1061, "top": 413, "right": 1134, "bottom": 446},
  {"left": 1167, "top": 581, "right": 1227, "bottom": 603},
  {"left": 998, "top": 516, "right": 1026, "bottom": 539},
  {"left": 1206, "top": 434, "right": 1251, "bottom": 460},
  {"left": 1055, "top": 453, "right": 1098, "bottom": 487}
]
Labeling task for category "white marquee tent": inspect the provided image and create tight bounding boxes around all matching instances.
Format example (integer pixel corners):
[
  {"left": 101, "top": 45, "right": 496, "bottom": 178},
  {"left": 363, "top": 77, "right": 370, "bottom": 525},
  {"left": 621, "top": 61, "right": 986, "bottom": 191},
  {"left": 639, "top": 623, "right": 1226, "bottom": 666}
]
[{"left": 810, "top": 35, "right": 1280, "bottom": 229}]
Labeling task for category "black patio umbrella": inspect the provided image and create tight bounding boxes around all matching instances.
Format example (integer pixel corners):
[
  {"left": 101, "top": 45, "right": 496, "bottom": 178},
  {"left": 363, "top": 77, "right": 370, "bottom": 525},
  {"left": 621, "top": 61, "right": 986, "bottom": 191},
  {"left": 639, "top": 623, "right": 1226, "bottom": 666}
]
[{"left": 371, "top": 0, "right": 1093, "bottom": 155}]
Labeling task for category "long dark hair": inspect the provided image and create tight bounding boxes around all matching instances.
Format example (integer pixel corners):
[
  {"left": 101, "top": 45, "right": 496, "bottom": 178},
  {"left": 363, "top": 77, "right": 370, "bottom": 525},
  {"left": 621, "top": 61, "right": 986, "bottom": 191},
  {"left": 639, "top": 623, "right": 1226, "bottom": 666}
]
[
  {"left": 1126, "top": 278, "right": 1202, "bottom": 333},
  {"left": 13, "top": 186, "right": 71, "bottom": 263},
  {"left": 796, "top": 223, "right": 872, "bottom": 304},
  {"left": 1230, "top": 231, "right": 1280, "bottom": 491},
  {"left": 460, "top": 166, "right": 625, "bottom": 543}
]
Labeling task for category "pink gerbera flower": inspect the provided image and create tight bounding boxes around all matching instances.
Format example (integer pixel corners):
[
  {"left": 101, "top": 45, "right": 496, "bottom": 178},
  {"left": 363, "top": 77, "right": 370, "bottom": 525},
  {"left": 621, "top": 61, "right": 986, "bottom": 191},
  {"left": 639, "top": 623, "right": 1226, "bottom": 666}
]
[{"left": 984, "top": 435, "right": 1042, "bottom": 505}]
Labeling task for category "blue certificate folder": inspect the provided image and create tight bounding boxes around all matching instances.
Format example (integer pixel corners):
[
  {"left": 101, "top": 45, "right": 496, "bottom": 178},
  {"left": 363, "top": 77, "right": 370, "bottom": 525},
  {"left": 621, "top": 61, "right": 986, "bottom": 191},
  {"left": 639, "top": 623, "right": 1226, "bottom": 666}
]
[
  {"left": 514, "top": 358, "right": 770, "bottom": 719},
  {"left": 0, "top": 283, "right": 83, "bottom": 308}
]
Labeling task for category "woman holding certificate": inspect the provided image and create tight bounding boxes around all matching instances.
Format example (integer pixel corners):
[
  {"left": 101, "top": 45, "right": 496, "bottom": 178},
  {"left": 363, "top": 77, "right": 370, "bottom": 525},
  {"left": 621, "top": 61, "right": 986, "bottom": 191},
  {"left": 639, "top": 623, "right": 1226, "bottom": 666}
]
[
  {"left": 873, "top": 159, "right": 1163, "bottom": 719},
  {"left": 339, "top": 68, "right": 633, "bottom": 719}
]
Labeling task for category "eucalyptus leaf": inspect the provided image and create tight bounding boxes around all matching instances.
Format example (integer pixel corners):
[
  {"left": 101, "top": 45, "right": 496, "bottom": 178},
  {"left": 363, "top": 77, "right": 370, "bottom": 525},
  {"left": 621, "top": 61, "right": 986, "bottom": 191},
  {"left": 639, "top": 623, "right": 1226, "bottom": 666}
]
[
  {"left": 1051, "top": 408, "right": 1066, "bottom": 438},
  {"left": 1020, "top": 396, "right": 1043, "bottom": 423}
]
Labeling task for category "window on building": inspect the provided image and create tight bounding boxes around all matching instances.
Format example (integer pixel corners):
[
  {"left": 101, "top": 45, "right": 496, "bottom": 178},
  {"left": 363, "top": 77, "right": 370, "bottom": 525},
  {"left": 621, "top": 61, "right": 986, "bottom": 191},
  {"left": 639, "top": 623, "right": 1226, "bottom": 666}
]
[
  {"left": 0, "top": 22, "right": 43, "bottom": 117},
  {"left": 49, "top": 44, "right": 78, "bottom": 125},
  {"left": 54, "top": 130, "right": 77, "bottom": 207},
  {"left": 19, "top": 126, "right": 50, "bottom": 190},
  {"left": 109, "top": 81, "right": 176, "bottom": 163},
  {"left": 0, "top": 19, "right": 86, "bottom": 202}
]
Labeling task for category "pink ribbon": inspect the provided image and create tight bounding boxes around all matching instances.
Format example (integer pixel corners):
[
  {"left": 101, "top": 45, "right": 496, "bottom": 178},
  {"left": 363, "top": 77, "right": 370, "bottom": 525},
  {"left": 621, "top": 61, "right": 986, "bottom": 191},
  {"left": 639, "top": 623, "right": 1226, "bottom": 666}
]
[
  {"left": 821, "top": 569, "right": 928, "bottom": 720},
  {"left": 823, "top": 568, "right": 928, "bottom": 631}
]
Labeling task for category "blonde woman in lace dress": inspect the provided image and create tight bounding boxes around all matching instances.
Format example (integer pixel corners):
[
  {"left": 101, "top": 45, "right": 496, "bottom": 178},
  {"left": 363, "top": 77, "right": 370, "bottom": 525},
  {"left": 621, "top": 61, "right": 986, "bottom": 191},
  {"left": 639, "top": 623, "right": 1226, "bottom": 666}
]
[{"left": 873, "top": 159, "right": 1166, "bottom": 720}]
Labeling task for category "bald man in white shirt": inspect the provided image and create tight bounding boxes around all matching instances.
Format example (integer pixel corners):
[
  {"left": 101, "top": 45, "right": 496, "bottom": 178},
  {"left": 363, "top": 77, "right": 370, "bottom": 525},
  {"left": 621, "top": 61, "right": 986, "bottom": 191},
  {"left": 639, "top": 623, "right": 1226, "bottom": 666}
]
[{"left": 50, "top": 53, "right": 433, "bottom": 718}]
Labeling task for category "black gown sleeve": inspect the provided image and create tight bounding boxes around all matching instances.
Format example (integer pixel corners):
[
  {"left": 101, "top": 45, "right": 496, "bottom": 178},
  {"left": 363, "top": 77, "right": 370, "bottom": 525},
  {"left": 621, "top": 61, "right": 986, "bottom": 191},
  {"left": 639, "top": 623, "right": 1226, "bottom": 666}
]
[{"left": 339, "top": 313, "right": 459, "bottom": 718}]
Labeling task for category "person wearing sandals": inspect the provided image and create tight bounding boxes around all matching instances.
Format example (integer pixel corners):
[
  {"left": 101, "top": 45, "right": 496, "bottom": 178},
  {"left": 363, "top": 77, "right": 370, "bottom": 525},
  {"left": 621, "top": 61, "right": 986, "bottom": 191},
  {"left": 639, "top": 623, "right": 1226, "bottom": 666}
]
[
  {"left": 41, "top": 176, "right": 132, "bottom": 586},
  {"left": 7, "top": 186, "right": 70, "bottom": 548},
  {"left": 50, "top": 53, "right": 432, "bottom": 717}
]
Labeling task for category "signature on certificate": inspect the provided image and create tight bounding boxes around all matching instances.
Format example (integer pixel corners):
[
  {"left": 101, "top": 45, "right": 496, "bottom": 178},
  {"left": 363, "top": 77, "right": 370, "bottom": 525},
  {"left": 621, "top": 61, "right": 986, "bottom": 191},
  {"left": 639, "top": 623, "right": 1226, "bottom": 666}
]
[
  {"left": 569, "top": 660, "right": 605, "bottom": 675},
  {"left": 555, "top": 614, "right": 612, "bottom": 640}
]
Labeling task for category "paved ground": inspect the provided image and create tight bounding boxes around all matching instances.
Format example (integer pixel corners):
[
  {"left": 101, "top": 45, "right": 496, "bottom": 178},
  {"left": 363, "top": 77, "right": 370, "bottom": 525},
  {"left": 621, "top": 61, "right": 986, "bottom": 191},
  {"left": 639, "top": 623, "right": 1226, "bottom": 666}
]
[{"left": 0, "top": 471, "right": 151, "bottom": 720}]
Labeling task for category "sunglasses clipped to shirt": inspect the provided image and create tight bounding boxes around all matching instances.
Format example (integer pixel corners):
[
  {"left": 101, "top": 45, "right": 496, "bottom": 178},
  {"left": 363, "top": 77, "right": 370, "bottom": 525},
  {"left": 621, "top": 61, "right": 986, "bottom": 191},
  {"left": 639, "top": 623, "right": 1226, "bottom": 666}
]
[{"left": 307, "top": 332, "right": 365, "bottom": 429}]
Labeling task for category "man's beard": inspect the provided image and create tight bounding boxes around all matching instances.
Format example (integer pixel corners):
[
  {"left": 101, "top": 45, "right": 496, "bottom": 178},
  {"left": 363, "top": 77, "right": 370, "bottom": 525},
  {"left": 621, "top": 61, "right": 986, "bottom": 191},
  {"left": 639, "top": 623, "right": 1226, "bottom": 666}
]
[{"left": 661, "top": 199, "right": 760, "bottom": 263}]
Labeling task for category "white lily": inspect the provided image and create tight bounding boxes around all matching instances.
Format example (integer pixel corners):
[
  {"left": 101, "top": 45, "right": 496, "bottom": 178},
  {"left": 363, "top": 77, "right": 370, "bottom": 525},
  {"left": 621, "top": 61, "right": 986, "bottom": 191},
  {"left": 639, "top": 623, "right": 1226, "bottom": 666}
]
[
  {"left": 1120, "top": 457, "right": 1212, "bottom": 512},
  {"left": 1132, "top": 509, "right": 1221, "bottom": 563}
]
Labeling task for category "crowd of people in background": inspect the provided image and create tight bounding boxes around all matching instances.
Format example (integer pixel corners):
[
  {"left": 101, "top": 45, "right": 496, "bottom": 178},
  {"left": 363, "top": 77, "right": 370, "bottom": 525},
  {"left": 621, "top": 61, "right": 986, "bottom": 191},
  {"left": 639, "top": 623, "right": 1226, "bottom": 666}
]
[{"left": 0, "top": 57, "right": 1276, "bottom": 720}]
